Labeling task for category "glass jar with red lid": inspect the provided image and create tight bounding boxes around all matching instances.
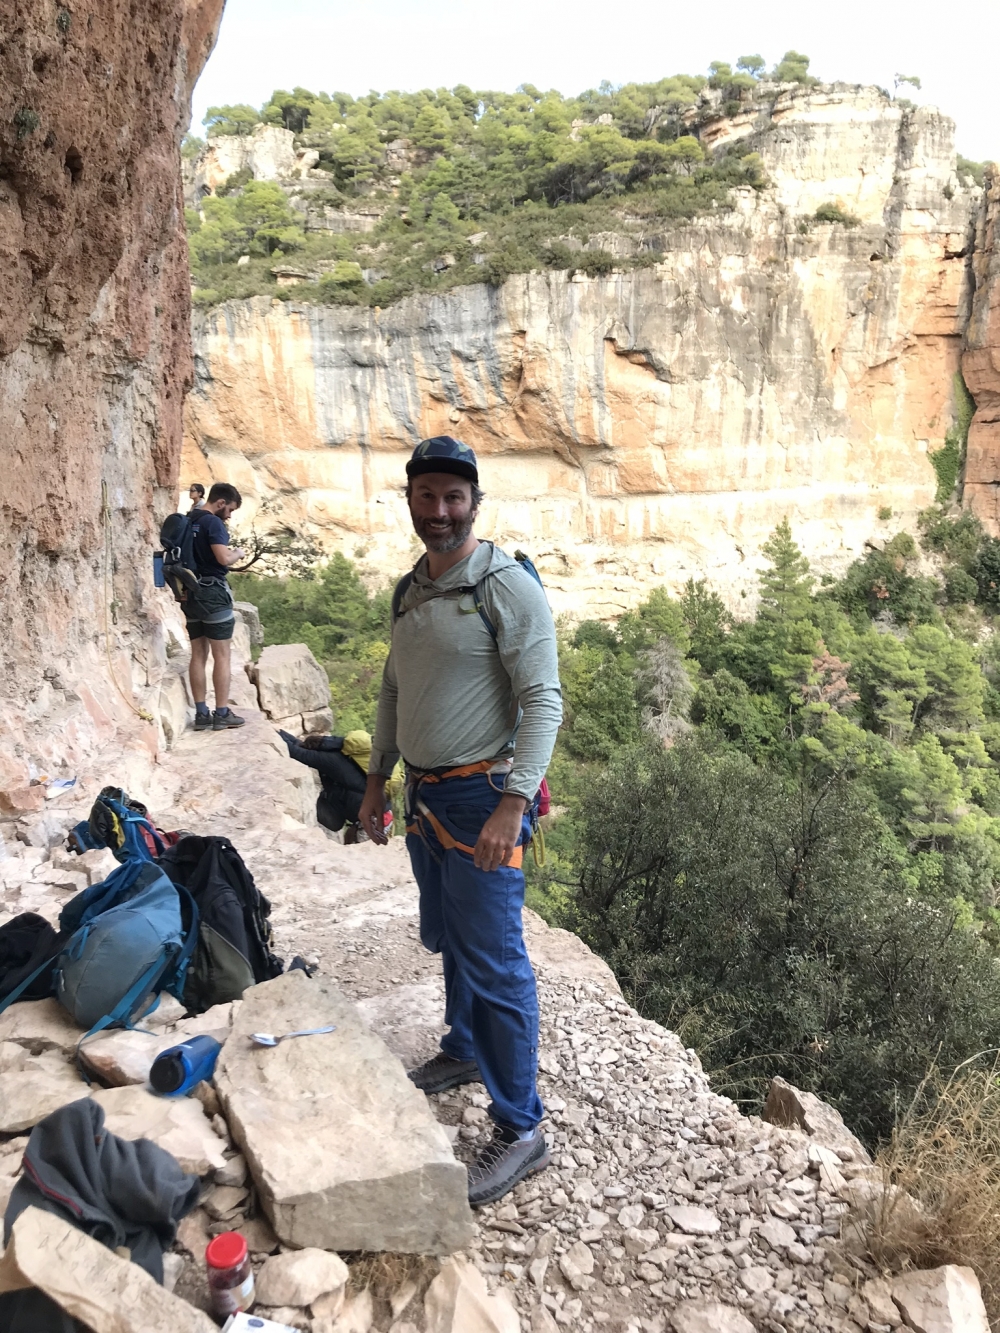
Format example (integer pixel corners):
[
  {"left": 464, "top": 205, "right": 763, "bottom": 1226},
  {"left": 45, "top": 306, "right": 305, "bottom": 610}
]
[{"left": 205, "top": 1231, "right": 255, "bottom": 1317}]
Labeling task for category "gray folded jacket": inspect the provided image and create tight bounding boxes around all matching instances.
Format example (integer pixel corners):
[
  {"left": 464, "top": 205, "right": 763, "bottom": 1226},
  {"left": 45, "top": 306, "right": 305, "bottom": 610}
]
[{"left": 3, "top": 1096, "right": 201, "bottom": 1292}]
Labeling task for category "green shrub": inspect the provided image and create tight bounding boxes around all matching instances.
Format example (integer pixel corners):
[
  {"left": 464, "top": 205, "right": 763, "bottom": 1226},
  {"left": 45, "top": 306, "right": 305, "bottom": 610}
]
[
  {"left": 930, "top": 431, "right": 963, "bottom": 503},
  {"left": 957, "top": 155, "right": 987, "bottom": 186},
  {"left": 567, "top": 741, "right": 1000, "bottom": 1144},
  {"left": 814, "top": 203, "right": 861, "bottom": 228}
]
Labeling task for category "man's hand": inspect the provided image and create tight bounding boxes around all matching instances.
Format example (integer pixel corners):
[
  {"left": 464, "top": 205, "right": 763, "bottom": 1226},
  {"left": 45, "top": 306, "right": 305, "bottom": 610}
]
[
  {"left": 358, "top": 774, "right": 389, "bottom": 846},
  {"left": 474, "top": 792, "right": 528, "bottom": 872}
]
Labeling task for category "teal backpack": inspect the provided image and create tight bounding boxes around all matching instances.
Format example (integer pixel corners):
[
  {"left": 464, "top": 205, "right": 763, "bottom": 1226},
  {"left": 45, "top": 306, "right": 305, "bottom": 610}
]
[{"left": 0, "top": 850, "right": 198, "bottom": 1048}]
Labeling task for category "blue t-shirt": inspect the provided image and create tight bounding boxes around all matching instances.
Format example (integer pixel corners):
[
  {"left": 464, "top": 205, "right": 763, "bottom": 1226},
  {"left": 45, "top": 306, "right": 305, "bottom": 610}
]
[{"left": 190, "top": 511, "right": 230, "bottom": 578}]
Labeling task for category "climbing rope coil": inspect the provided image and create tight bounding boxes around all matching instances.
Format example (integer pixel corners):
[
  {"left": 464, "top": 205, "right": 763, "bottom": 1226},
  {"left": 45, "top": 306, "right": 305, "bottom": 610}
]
[{"left": 101, "top": 481, "right": 154, "bottom": 725}]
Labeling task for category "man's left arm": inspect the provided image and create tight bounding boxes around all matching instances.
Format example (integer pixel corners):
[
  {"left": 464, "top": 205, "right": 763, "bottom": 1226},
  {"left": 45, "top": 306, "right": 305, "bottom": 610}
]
[{"left": 473, "top": 573, "right": 562, "bottom": 872}]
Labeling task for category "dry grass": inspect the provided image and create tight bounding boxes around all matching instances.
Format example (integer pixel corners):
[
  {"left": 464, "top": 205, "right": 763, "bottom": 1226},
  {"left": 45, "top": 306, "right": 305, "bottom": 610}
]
[
  {"left": 340, "top": 1250, "right": 439, "bottom": 1327},
  {"left": 862, "top": 1055, "right": 1000, "bottom": 1322}
]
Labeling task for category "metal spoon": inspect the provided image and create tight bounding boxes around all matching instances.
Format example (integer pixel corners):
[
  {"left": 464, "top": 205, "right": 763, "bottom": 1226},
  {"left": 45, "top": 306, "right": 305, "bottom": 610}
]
[{"left": 250, "top": 1024, "right": 336, "bottom": 1047}]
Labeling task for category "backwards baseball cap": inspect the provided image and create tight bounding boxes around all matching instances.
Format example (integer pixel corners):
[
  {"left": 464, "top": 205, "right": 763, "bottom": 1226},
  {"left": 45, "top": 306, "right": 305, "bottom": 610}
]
[{"left": 405, "top": 435, "right": 478, "bottom": 484}]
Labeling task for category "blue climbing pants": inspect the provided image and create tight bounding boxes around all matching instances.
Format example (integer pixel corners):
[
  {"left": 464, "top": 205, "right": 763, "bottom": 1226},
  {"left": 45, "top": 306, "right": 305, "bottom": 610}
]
[{"left": 406, "top": 768, "right": 544, "bottom": 1133}]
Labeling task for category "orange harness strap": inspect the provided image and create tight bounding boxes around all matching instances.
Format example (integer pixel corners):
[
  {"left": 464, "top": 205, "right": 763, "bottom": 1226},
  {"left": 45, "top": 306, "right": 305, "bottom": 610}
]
[
  {"left": 409, "top": 803, "right": 524, "bottom": 870},
  {"left": 416, "top": 759, "right": 499, "bottom": 784}
]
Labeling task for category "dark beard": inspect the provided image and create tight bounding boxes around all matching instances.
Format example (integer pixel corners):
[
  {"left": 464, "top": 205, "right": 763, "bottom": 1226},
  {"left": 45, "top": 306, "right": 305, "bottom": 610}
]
[{"left": 411, "top": 511, "right": 475, "bottom": 553}]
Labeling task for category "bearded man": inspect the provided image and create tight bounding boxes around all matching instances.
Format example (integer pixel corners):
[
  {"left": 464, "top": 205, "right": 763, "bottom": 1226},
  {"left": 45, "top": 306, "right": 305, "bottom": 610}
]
[{"left": 358, "top": 436, "right": 562, "bottom": 1206}]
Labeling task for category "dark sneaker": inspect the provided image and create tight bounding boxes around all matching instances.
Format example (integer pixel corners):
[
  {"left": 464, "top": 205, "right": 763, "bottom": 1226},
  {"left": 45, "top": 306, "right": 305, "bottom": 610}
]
[
  {"left": 212, "top": 709, "right": 246, "bottom": 731},
  {"left": 408, "top": 1052, "right": 481, "bottom": 1094},
  {"left": 467, "top": 1123, "right": 550, "bottom": 1207},
  {"left": 193, "top": 711, "right": 213, "bottom": 731}
]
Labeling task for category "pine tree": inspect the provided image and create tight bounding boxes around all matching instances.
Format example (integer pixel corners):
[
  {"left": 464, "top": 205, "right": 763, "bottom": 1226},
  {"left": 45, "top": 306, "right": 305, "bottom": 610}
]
[{"left": 758, "top": 520, "right": 814, "bottom": 623}]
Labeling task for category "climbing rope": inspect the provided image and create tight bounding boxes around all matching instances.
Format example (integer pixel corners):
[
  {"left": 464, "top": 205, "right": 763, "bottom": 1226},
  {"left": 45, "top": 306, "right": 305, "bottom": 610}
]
[{"left": 101, "top": 480, "right": 154, "bottom": 724}]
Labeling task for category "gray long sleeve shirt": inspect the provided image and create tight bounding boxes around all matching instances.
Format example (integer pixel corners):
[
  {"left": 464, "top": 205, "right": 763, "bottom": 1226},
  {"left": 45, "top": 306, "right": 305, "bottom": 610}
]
[{"left": 370, "top": 542, "right": 562, "bottom": 801}]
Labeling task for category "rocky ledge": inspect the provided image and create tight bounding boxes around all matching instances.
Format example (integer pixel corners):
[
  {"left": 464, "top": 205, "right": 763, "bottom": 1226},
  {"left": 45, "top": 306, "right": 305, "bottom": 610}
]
[{"left": 0, "top": 660, "right": 988, "bottom": 1333}]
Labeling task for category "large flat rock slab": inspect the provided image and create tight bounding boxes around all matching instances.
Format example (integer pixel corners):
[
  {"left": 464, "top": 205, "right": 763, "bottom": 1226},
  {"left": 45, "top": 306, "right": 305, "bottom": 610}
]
[{"left": 214, "top": 971, "right": 474, "bottom": 1254}]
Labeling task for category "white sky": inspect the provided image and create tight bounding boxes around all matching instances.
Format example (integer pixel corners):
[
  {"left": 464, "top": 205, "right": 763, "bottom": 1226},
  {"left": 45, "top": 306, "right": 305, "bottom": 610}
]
[{"left": 191, "top": 0, "right": 1000, "bottom": 162}]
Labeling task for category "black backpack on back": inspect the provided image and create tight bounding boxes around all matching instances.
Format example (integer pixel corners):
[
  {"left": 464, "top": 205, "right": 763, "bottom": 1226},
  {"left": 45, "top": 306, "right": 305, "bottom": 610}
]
[
  {"left": 156, "top": 835, "right": 283, "bottom": 1014},
  {"left": 157, "top": 512, "right": 201, "bottom": 603}
]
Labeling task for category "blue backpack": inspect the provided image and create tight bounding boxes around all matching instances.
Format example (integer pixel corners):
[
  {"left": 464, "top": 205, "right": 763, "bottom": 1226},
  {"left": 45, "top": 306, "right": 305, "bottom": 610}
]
[
  {"left": 0, "top": 858, "right": 198, "bottom": 1046},
  {"left": 68, "top": 789, "right": 167, "bottom": 864}
]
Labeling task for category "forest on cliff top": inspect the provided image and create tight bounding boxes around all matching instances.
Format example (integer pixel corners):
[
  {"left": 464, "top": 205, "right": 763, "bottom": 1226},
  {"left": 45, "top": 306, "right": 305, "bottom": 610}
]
[
  {"left": 185, "top": 51, "right": 916, "bottom": 309},
  {"left": 235, "top": 458, "right": 1000, "bottom": 1148}
]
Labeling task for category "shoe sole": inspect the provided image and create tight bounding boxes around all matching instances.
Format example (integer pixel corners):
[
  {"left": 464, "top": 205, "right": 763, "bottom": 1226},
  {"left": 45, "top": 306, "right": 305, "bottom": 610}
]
[
  {"left": 212, "top": 721, "right": 246, "bottom": 730},
  {"left": 469, "top": 1141, "right": 552, "bottom": 1208},
  {"left": 409, "top": 1065, "right": 482, "bottom": 1095}
]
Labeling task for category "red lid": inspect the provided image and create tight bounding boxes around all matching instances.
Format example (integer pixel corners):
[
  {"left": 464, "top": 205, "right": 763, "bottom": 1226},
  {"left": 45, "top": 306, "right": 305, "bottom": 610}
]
[{"left": 205, "top": 1231, "right": 248, "bottom": 1270}]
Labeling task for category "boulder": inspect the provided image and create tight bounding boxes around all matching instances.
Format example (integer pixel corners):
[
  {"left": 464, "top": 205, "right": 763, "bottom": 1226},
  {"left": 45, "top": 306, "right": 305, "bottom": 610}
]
[
  {"left": 423, "top": 1257, "right": 521, "bottom": 1333},
  {"left": 256, "top": 1247, "right": 349, "bottom": 1307},
  {"left": 0, "top": 1206, "right": 217, "bottom": 1332},
  {"left": 301, "top": 707, "right": 335, "bottom": 734},
  {"left": 91, "top": 1084, "right": 228, "bottom": 1175},
  {"left": 80, "top": 1002, "right": 235, "bottom": 1085},
  {"left": 0, "top": 1058, "right": 86, "bottom": 1132},
  {"left": 763, "top": 1076, "right": 871, "bottom": 1162},
  {"left": 250, "top": 644, "right": 330, "bottom": 722},
  {"left": 79, "top": 1028, "right": 169, "bottom": 1086},
  {"left": 670, "top": 1300, "right": 756, "bottom": 1333},
  {"left": 891, "top": 1264, "right": 989, "bottom": 1333},
  {"left": 214, "top": 971, "right": 474, "bottom": 1253},
  {"left": 0, "top": 997, "right": 83, "bottom": 1055},
  {"left": 234, "top": 601, "right": 265, "bottom": 649}
]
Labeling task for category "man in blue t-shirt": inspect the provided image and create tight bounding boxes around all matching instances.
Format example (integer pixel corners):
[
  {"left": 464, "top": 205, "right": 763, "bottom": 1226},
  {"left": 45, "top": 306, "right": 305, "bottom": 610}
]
[{"left": 183, "top": 482, "right": 247, "bottom": 732}]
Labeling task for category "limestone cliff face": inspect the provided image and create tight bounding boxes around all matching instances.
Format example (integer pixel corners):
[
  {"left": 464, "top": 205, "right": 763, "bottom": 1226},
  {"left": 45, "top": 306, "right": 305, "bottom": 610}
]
[
  {"left": 184, "top": 87, "right": 979, "bottom": 617},
  {"left": 0, "top": 0, "right": 224, "bottom": 805},
  {"left": 963, "top": 166, "right": 1000, "bottom": 527}
]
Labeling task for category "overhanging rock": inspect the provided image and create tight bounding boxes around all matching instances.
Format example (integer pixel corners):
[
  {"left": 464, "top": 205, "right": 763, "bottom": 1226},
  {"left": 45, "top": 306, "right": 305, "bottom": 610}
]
[{"left": 214, "top": 971, "right": 474, "bottom": 1254}]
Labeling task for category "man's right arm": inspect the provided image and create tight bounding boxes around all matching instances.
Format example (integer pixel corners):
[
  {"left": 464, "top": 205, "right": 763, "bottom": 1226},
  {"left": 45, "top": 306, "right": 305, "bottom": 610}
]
[{"left": 211, "top": 542, "right": 246, "bottom": 567}]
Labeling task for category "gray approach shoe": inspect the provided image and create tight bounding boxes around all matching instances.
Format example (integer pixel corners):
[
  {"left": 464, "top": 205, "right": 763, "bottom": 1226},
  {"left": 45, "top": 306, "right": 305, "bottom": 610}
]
[
  {"left": 408, "top": 1052, "right": 481, "bottom": 1094},
  {"left": 212, "top": 708, "right": 246, "bottom": 730},
  {"left": 467, "top": 1123, "right": 551, "bottom": 1207}
]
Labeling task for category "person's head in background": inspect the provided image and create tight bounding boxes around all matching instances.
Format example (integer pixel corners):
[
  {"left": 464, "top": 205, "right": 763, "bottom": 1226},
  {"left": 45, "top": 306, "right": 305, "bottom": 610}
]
[{"left": 188, "top": 483, "right": 206, "bottom": 510}]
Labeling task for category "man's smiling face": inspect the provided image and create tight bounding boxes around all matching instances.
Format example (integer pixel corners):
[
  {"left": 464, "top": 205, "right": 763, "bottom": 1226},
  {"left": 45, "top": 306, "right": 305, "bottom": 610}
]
[{"left": 408, "top": 472, "right": 478, "bottom": 553}]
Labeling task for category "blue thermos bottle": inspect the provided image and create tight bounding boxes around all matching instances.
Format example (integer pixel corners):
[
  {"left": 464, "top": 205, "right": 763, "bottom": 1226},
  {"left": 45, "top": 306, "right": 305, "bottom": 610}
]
[{"left": 149, "top": 1035, "right": 222, "bottom": 1096}]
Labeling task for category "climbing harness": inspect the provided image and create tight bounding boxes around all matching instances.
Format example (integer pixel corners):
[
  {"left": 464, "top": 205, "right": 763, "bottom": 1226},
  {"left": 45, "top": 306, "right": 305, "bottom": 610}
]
[{"left": 404, "top": 757, "right": 545, "bottom": 868}]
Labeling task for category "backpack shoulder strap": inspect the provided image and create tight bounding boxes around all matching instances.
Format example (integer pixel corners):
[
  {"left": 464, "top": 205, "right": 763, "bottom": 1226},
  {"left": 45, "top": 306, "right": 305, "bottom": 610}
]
[
  {"left": 391, "top": 571, "right": 415, "bottom": 626},
  {"left": 471, "top": 579, "right": 498, "bottom": 641}
]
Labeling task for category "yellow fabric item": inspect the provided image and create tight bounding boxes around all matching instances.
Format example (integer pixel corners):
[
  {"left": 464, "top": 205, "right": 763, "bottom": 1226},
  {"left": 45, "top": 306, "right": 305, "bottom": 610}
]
[
  {"left": 340, "top": 731, "right": 403, "bottom": 801},
  {"left": 342, "top": 730, "right": 372, "bottom": 764},
  {"left": 386, "top": 759, "right": 405, "bottom": 801}
]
